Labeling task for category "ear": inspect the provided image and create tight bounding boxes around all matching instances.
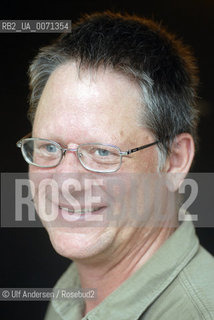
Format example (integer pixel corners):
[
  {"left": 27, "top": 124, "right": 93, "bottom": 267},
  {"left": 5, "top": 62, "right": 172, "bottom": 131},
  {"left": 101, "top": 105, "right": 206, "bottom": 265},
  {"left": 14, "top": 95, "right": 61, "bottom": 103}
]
[{"left": 164, "top": 133, "right": 195, "bottom": 192}]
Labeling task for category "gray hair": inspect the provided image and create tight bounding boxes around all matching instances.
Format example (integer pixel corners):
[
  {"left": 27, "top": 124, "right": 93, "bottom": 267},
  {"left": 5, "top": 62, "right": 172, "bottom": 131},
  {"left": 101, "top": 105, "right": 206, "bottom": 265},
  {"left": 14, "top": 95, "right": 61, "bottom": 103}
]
[{"left": 28, "top": 11, "right": 199, "bottom": 169}]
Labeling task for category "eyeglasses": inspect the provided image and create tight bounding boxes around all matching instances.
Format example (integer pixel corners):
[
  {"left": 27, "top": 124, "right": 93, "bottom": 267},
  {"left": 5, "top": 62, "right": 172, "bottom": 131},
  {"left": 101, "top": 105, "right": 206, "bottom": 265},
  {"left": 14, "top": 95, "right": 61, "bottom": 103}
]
[{"left": 16, "top": 134, "right": 159, "bottom": 173}]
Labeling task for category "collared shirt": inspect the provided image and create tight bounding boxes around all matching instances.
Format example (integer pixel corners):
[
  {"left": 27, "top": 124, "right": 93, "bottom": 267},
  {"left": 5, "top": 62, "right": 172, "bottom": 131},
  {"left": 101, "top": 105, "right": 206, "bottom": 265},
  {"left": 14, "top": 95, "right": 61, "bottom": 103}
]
[{"left": 44, "top": 220, "right": 214, "bottom": 320}]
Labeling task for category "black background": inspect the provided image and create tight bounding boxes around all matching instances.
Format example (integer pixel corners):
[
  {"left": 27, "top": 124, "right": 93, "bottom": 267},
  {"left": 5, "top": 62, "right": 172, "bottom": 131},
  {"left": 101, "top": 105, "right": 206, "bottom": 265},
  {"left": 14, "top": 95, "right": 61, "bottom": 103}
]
[{"left": 1, "top": 1, "right": 214, "bottom": 319}]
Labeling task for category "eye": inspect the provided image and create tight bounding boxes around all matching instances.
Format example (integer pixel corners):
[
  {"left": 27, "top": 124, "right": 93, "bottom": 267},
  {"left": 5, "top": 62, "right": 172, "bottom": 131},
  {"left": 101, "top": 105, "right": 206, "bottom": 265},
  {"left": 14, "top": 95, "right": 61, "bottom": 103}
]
[
  {"left": 44, "top": 144, "right": 57, "bottom": 153},
  {"left": 95, "top": 148, "right": 110, "bottom": 157},
  {"left": 38, "top": 143, "right": 58, "bottom": 155}
]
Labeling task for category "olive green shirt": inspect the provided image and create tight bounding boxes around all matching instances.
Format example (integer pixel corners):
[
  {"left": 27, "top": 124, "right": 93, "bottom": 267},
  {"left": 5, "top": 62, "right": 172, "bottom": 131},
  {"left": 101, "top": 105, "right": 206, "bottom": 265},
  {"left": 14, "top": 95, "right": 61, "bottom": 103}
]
[{"left": 45, "top": 221, "right": 214, "bottom": 320}]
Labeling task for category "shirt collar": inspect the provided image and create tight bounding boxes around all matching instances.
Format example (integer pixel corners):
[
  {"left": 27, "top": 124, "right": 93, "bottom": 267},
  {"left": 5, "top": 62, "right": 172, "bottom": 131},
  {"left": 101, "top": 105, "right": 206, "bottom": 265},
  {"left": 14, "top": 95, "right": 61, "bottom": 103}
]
[{"left": 52, "top": 220, "right": 199, "bottom": 320}]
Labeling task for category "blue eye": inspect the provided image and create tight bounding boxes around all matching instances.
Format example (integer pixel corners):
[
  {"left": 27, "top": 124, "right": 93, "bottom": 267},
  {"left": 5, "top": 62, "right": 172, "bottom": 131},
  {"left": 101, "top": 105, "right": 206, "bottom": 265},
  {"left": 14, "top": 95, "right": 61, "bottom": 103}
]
[
  {"left": 45, "top": 144, "right": 57, "bottom": 153},
  {"left": 96, "top": 148, "right": 110, "bottom": 157}
]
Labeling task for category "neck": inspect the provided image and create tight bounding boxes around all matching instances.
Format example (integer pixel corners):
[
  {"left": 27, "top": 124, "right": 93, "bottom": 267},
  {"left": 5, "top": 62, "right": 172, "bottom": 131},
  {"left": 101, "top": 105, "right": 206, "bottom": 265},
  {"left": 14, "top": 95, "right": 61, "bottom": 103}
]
[{"left": 74, "top": 224, "right": 177, "bottom": 316}]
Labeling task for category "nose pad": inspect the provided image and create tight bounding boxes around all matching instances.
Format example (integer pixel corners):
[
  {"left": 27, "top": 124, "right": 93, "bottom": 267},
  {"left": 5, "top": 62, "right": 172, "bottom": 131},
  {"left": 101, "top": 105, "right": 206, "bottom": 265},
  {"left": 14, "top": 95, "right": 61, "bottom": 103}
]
[{"left": 56, "top": 149, "right": 85, "bottom": 173}]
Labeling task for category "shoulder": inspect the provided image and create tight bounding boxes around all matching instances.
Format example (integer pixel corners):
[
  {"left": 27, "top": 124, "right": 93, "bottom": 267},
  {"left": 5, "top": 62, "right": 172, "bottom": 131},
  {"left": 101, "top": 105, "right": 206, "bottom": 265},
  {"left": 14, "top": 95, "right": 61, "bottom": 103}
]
[
  {"left": 177, "top": 245, "right": 214, "bottom": 318},
  {"left": 44, "top": 302, "right": 61, "bottom": 320},
  {"left": 143, "top": 246, "right": 214, "bottom": 320}
]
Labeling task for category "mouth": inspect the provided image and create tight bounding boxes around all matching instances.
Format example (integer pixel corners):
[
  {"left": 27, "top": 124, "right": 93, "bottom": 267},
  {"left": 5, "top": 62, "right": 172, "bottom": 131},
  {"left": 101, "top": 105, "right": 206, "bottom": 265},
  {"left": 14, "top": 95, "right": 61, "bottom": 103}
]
[
  {"left": 59, "top": 206, "right": 104, "bottom": 215},
  {"left": 58, "top": 204, "right": 107, "bottom": 222}
]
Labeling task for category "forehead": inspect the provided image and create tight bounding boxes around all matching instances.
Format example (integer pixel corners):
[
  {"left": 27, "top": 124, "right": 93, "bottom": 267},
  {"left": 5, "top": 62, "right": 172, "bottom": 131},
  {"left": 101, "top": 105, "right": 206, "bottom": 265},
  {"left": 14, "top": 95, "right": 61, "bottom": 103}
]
[{"left": 33, "top": 62, "right": 143, "bottom": 144}]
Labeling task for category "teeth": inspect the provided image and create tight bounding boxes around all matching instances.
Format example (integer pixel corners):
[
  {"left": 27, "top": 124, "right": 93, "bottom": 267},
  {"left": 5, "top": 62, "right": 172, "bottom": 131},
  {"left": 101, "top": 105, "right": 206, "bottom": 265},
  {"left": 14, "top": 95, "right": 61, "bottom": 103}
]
[{"left": 59, "top": 206, "right": 100, "bottom": 214}]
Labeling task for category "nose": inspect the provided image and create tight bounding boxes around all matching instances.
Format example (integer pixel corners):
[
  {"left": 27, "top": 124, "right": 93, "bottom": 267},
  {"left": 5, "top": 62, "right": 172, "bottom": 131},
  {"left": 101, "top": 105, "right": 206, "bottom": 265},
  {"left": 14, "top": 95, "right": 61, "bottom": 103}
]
[
  {"left": 62, "top": 147, "right": 78, "bottom": 159},
  {"left": 56, "top": 148, "right": 85, "bottom": 173}
]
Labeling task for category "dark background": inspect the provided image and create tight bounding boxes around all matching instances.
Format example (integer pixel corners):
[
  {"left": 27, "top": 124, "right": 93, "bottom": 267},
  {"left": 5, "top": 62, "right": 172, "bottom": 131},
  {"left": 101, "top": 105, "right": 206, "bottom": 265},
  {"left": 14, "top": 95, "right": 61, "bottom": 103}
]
[{"left": 1, "top": 1, "right": 214, "bottom": 319}]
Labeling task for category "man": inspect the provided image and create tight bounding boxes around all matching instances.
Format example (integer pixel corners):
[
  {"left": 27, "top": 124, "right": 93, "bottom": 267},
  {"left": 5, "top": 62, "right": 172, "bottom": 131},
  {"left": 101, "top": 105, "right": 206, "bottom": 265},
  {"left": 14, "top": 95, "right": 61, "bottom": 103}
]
[{"left": 17, "top": 11, "right": 214, "bottom": 319}]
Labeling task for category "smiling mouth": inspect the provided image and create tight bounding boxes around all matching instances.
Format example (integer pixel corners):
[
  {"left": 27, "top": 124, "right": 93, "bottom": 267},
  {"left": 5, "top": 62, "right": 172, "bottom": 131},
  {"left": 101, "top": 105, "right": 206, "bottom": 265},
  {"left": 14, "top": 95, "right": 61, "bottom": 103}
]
[{"left": 59, "top": 206, "right": 104, "bottom": 214}]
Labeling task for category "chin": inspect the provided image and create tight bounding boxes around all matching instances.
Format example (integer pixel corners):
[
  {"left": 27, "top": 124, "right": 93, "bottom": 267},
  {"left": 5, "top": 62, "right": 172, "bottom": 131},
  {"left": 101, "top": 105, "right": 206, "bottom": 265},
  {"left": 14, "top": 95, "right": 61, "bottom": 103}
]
[{"left": 46, "top": 225, "right": 116, "bottom": 261}]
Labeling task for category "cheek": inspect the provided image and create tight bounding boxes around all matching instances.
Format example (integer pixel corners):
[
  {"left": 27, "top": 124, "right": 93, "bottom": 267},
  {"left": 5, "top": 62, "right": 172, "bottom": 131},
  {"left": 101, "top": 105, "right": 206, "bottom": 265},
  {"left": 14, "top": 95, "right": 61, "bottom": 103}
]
[
  {"left": 128, "top": 149, "right": 159, "bottom": 173},
  {"left": 29, "top": 166, "right": 56, "bottom": 209},
  {"left": 143, "top": 150, "right": 158, "bottom": 171},
  {"left": 29, "top": 166, "right": 55, "bottom": 186}
]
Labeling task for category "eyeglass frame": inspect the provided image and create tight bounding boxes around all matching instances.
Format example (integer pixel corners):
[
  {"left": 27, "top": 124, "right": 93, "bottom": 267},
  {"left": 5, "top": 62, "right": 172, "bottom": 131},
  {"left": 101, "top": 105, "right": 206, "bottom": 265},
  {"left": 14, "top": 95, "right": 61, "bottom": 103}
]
[{"left": 16, "top": 133, "right": 159, "bottom": 173}]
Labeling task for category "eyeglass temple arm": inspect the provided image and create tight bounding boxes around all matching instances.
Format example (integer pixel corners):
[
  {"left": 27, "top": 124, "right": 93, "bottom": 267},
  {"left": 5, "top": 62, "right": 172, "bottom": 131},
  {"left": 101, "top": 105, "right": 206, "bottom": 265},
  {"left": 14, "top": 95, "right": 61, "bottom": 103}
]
[
  {"left": 122, "top": 141, "right": 159, "bottom": 156},
  {"left": 16, "top": 132, "right": 32, "bottom": 147}
]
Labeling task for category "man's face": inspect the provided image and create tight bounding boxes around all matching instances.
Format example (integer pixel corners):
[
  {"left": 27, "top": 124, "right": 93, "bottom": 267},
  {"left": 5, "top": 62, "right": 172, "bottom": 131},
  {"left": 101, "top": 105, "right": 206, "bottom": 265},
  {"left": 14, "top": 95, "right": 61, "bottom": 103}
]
[{"left": 30, "top": 62, "right": 160, "bottom": 262}]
